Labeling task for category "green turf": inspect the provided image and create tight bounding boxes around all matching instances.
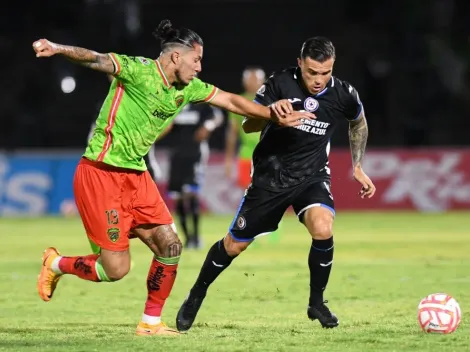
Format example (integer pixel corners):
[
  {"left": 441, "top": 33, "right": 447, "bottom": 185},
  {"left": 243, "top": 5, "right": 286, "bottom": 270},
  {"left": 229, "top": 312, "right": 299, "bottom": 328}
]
[{"left": 0, "top": 212, "right": 469, "bottom": 351}]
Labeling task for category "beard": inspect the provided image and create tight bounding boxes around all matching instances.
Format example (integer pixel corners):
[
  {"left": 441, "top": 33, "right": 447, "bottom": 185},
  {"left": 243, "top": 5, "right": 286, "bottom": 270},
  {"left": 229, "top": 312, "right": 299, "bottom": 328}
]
[{"left": 175, "top": 70, "right": 190, "bottom": 87}]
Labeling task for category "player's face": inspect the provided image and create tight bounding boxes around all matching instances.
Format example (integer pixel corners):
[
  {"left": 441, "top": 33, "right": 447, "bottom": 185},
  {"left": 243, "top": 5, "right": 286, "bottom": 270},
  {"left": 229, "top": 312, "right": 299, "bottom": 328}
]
[
  {"left": 243, "top": 71, "right": 264, "bottom": 94},
  {"left": 175, "top": 44, "right": 203, "bottom": 86},
  {"left": 298, "top": 57, "right": 334, "bottom": 95}
]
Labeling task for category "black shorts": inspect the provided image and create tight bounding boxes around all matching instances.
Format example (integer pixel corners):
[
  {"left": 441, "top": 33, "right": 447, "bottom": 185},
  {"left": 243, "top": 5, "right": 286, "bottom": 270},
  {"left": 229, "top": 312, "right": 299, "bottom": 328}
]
[
  {"left": 229, "top": 180, "right": 335, "bottom": 241},
  {"left": 167, "top": 154, "right": 203, "bottom": 197}
]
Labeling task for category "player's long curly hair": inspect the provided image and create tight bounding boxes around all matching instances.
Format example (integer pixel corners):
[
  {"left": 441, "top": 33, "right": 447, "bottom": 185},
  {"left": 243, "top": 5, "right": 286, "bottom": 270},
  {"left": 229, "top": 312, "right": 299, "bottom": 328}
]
[{"left": 153, "top": 19, "right": 203, "bottom": 51}]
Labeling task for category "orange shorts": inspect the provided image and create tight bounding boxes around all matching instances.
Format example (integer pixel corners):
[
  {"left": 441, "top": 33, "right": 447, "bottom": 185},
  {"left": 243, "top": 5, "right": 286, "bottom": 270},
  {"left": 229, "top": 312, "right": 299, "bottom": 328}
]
[
  {"left": 73, "top": 158, "right": 173, "bottom": 252},
  {"left": 237, "top": 158, "right": 253, "bottom": 189}
]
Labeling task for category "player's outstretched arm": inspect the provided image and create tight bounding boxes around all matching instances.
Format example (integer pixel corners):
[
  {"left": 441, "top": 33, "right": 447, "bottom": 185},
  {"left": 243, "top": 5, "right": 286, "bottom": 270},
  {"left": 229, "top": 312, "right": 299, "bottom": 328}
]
[
  {"left": 32, "top": 39, "right": 115, "bottom": 74},
  {"left": 209, "top": 90, "right": 314, "bottom": 127},
  {"left": 242, "top": 118, "right": 268, "bottom": 133},
  {"left": 348, "top": 109, "right": 376, "bottom": 198}
]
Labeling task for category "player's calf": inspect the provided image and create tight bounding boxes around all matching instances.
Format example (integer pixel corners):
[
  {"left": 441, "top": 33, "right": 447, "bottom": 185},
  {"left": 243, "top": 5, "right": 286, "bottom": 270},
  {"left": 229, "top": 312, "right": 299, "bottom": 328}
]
[
  {"left": 176, "top": 234, "right": 249, "bottom": 331},
  {"left": 37, "top": 247, "right": 124, "bottom": 302},
  {"left": 223, "top": 233, "right": 251, "bottom": 256},
  {"left": 190, "top": 234, "right": 249, "bottom": 295},
  {"left": 57, "top": 248, "right": 129, "bottom": 282},
  {"left": 133, "top": 224, "right": 182, "bottom": 331},
  {"left": 301, "top": 206, "right": 338, "bottom": 327}
]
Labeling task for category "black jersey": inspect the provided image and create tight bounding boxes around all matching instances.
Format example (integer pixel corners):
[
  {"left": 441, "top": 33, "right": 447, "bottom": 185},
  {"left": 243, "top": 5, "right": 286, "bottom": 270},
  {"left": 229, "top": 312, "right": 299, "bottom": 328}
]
[
  {"left": 252, "top": 67, "right": 362, "bottom": 191},
  {"left": 170, "top": 103, "right": 223, "bottom": 158}
]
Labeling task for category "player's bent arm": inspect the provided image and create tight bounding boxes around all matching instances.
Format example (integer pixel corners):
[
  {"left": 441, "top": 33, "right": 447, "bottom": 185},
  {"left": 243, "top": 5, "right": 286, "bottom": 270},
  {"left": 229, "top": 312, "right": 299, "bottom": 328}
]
[
  {"left": 242, "top": 117, "right": 268, "bottom": 133},
  {"left": 348, "top": 108, "right": 368, "bottom": 169},
  {"left": 35, "top": 39, "right": 115, "bottom": 74},
  {"left": 209, "top": 90, "right": 272, "bottom": 121},
  {"left": 59, "top": 45, "right": 115, "bottom": 74}
]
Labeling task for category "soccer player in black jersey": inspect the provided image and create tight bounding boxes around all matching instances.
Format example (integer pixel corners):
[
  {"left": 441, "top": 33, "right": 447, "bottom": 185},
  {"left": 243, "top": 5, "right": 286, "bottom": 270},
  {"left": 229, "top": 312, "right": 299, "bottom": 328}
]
[
  {"left": 166, "top": 103, "right": 224, "bottom": 249},
  {"left": 177, "top": 37, "right": 376, "bottom": 331}
]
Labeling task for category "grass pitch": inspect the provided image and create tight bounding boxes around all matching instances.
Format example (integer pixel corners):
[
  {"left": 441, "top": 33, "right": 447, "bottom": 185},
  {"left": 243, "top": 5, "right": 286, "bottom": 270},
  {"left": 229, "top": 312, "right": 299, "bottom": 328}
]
[{"left": 0, "top": 211, "right": 469, "bottom": 351}]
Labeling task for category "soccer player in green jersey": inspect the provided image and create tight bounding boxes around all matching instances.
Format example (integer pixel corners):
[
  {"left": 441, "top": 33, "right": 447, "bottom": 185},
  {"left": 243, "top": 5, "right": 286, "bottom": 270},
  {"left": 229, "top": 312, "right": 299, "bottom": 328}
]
[
  {"left": 225, "top": 67, "right": 265, "bottom": 188},
  {"left": 33, "top": 19, "right": 313, "bottom": 335}
]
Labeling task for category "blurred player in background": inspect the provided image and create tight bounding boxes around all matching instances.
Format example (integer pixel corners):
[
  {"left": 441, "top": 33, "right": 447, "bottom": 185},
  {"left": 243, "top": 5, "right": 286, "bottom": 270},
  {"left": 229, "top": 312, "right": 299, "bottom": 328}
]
[
  {"left": 164, "top": 103, "right": 223, "bottom": 249},
  {"left": 177, "top": 36, "right": 376, "bottom": 332},
  {"left": 225, "top": 67, "right": 265, "bottom": 187},
  {"left": 33, "top": 19, "right": 312, "bottom": 336}
]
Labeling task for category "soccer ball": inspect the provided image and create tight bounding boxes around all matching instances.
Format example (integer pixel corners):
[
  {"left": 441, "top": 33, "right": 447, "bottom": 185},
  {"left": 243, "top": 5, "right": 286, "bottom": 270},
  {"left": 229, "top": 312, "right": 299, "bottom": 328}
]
[{"left": 417, "top": 293, "right": 462, "bottom": 334}]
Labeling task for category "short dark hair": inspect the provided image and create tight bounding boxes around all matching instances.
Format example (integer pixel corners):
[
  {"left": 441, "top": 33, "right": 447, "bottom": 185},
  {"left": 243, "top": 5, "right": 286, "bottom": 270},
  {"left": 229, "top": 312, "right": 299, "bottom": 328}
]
[
  {"left": 153, "top": 19, "right": 203, "bottom": 51},
  {"left": 300, "top": 37, "right": 336, "bottom": 62}
]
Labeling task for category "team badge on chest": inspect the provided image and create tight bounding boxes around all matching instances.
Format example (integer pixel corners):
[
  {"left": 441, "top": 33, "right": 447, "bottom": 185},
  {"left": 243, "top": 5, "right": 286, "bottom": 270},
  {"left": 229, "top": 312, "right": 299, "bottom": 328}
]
[
  {"left": 175, "top": 95, "right": 184, "bottom": 108},
  {"left": 304, "top": 97, "right": 319, "bottom": 112}
]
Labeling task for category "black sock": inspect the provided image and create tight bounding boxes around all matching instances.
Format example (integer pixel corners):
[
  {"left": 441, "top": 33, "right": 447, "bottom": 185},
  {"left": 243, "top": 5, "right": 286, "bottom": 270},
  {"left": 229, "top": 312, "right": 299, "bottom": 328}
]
[
  {"left": 192, "top": 239, "right": 236, "bottom": 294},
  {"left": 308, "top": 236, "right": 334, "bottom": 306},
  {"left": 189, "top": 196, "right": 200, "bottom": 243},
  {"left": 176, "top": 198, "right": 190, "bottom": 245}
]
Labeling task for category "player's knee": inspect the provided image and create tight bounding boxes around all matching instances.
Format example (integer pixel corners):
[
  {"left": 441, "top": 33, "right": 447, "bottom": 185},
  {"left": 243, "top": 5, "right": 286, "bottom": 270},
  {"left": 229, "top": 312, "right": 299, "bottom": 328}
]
[
  {"left": 309, "top": 217, "right": 333, "bottom": 240},
  {"left": 153, "top": 224, "right": 183, "bottom": 258},
  {"left": 104, "top": 265, "right": 130, "bottom": 281},
  {"left": 134, "top": 224, "right": 183, "bottom": 258},
  {"left": 224, "top": 234, "right": 250, "bottom": 256},
  {"left": 305, "top": 209, "right": 334, "bottom": 240},
  {"left": 101, "top": 255, "right": 131, "bottom": 281},
  {"left": 163, "top": 237, "right": 183, "bottom": 258}
]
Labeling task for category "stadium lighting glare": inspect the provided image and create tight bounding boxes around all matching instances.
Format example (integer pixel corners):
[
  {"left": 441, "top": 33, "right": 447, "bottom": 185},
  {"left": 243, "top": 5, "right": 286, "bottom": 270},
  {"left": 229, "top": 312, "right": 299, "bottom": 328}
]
[{"left": 61, "top": 76, "right": 76, "bottom": 93}]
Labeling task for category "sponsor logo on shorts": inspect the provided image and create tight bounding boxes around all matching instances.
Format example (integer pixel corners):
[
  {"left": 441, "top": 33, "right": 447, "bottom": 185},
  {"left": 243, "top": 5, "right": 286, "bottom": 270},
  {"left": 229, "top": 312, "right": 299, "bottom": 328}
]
[
  {"left": 107, "top": 227, "right": 120, "bottom": 242},
  {"left": 236, "top": 215, "right": 246, "bottom": 229}
]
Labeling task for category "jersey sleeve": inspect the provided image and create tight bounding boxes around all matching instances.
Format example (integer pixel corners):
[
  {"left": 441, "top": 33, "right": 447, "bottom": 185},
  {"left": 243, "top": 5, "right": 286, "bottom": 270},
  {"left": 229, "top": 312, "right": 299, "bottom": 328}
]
[
  {"left": 187, "top": 78, "right": 219, "bottom": 103},
  {"left": 337, "top": 80, "right": 363, "bottom": 121},
  {"left": 254, "top": 75, "right": 281, "bottom": 106},
  {"left": 108, "top": 53, "right": 152, "bottom": 85}
]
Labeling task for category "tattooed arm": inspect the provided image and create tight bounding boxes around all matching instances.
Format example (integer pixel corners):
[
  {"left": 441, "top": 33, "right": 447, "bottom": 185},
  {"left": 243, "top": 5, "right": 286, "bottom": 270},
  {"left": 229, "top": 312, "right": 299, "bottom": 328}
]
[
  {"left": 348, "top": 109, "right": 369, "bottom": 169},
  {"left": 32, "top": 39, "right": 115, "bottom": 74},
  {"left": 348, "top": 109, "right": 376, "bottom": 198}
]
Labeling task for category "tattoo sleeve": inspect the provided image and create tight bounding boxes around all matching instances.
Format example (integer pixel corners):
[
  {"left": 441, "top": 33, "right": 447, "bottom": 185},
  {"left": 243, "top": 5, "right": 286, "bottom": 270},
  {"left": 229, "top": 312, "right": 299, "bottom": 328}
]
[
  {"left": 348, "top": 110, "right": 369, "bottom": 168},
  {"left": 56, "top": 44, "right": 115, "bottom": 74}
]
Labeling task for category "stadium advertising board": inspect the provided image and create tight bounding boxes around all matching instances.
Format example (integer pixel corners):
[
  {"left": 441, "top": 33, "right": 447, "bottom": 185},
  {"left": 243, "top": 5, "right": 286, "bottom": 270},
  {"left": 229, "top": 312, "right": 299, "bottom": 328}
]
[{"left": 0, "top": 149, "right": 468, "bottom": 215}]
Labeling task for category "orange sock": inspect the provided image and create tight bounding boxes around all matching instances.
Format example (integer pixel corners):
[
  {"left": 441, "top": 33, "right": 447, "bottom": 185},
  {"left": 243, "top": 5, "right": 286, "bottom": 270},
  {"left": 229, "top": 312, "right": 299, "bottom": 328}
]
[
  {"left": 144, "top": 256, "right": 179, "bottom": 317},
  {"left": 58, "top": 254, "right": 102, "bottom": 282}
]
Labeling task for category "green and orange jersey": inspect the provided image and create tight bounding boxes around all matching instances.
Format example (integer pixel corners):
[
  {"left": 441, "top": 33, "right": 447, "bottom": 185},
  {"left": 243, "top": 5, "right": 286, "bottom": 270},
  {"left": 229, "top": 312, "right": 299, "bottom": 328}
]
[
  {"left": 85, "top": 53, "right": 218, "bottom": 171},
  {"left": 228, "top": 92, "right": 261, "bottom": 160}
]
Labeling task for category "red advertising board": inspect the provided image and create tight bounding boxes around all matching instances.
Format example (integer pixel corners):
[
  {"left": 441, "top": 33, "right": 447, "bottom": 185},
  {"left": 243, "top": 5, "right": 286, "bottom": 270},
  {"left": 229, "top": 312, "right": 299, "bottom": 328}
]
[
  {"left": 151, "top": 149, "right": 470, "bottom": 213},
  {"left": 329, "top": 149, "right": 470, "bottom": 211}
]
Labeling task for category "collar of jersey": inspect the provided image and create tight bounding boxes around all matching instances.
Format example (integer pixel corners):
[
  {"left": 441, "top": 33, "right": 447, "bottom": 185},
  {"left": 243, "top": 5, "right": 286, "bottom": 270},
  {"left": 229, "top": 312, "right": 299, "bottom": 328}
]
[
  {"left": 155, "top": 59, "right": 171, "bottom": 88},
  {"left": 295, "top": 67, "right": 332, "bottom": 97}
]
